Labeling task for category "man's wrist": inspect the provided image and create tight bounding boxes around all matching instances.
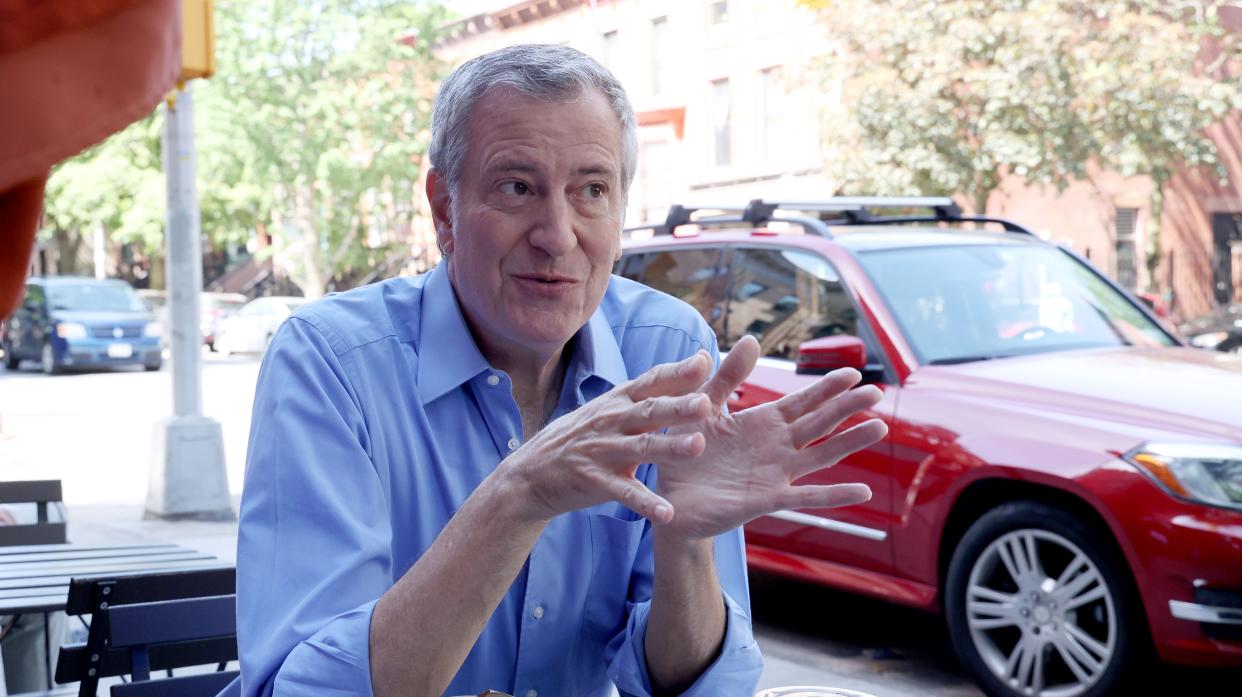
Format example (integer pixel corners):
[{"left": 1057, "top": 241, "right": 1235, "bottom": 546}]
[
  {"left": 487, "top": 456, "right": 558, "bottom": 526},
  {"left": 653, "top": 525, "right": 715, "bottom": 561}
]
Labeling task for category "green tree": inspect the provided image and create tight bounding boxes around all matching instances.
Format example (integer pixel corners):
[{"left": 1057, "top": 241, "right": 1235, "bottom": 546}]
[
  {"left": 198, "top": 0, "right": 445, "bottom": 297},
  {"left": 804, "top": 0, "right": 1241, "bottom": 276},
  {"left": 42, "top": 115, "right": 166, "bottom": 276}
]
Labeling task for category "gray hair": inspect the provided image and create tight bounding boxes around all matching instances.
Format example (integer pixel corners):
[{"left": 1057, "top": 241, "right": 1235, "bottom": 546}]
[{"left": 428, "top": 44, "right": 638, "bottom": 201}]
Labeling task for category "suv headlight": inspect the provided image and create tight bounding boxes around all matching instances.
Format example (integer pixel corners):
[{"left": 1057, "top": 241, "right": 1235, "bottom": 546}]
[
  {"left": 1125, "top": 442, "right": 1242, "bottom": 511},
  {"left": 56, "top": 322, "right": 88, "bottom": 339},
  {"left": 144, "top": 322, "right": 163, "bottom": 338}
]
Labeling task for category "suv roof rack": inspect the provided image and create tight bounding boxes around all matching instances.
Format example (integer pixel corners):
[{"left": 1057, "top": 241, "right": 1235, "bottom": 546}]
[{"left": 625, "top": 197, "right": 1036, "bottom": 238}]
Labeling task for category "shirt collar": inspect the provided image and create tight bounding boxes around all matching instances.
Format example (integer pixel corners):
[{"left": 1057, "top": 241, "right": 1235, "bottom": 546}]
[
  {"left": 416, "top": 263, "right": 491, "bottom": 404},
  {"left": 568, "top": 305, "right": 629, "bottom": 400},
  {"left": 416, "top": 263, "right": 629, "bottom": 404}
]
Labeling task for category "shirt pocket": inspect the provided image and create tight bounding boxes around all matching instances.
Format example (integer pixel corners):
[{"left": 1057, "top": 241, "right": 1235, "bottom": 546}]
[{"left": 582, "top": 512, "right": 647, "bottom": 638}]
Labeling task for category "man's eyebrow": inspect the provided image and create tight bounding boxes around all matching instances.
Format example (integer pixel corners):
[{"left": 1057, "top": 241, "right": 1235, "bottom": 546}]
[{"left": 576, "top": 165, "right": 616, "bottom": 177}]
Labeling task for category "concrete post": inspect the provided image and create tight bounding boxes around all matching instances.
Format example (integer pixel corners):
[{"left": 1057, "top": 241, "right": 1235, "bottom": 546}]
[{"left": 147, "top": 83, "right": 234, "bottom": 521}]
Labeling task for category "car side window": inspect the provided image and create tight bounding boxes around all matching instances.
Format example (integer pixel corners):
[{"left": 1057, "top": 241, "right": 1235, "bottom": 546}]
[
  {"left": 725, "top": 247, "right": 858, "bottom": 359},
  {"left": 618, "top": 248, "right": 729, "bottom": 338},
  {"left": 23, "top": 285, "right": 45, "bottom": 313}
]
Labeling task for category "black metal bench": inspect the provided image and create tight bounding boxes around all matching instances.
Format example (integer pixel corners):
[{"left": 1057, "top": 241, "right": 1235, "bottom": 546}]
[
  {"left": 0, "top": 480, "right": 66, "bottom": 547},
  {"left": 52, "top": 566, "right": 236, "bottom": 697},
  {"left": 105, "top": 594, "right": 237, "bottom": 697}
]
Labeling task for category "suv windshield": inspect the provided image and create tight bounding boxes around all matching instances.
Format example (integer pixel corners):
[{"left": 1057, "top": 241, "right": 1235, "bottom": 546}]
[
  {"left": 857, "top": 243, "right": 1175, "bottom": 364},
  {"left": 47, "top": 282, "right": 147, "bottom": 313}
]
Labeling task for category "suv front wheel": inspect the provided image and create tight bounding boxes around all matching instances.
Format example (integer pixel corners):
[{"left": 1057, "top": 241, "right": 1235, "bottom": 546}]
[
  {"left": 41, "top": 341, "right": 62, "bottom": 376},
  {"left": 945, "top": 501, "right": 1143, "bottom": 697}
]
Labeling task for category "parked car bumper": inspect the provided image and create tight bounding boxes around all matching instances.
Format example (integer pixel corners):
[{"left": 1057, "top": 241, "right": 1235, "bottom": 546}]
[
  {"left": 57, "top": 336, "right": 162, "bottom": 368},
  {"left": 1103, "top": 466, "right": 1242, "bottom": 666}
]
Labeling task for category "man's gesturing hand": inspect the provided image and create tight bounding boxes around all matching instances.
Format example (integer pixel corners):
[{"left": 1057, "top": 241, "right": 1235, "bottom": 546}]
[
  {"left": 504, "top": 351, "right": 716, "bottom": 525},
  {"left": 657, "top": 335, "right": 888, "bottom": 540}
]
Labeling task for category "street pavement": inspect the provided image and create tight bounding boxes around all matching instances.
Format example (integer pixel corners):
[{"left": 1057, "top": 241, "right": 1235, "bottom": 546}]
[{"left": 2, "top": 352, "right": 1237, "bottom": 695}]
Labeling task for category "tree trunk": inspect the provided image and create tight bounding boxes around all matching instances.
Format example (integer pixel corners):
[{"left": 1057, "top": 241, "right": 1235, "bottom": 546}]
[
  {"left": 1145, "top": 171, "right": 1167, "bottom": 293},
  {"left": 149, "top": 252, "right": 166, "bottom": 290},
  {"left": 295, "top": 185, "right": 325, "bottom": 299},
  {"left": 52, "top": 228, "right": 84, "bottom": 275}
]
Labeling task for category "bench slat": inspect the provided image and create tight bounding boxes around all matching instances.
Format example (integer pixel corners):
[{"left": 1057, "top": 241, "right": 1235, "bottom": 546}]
[
  {"left": 0, "top": 546, "right": 186, "bottom": 564},
  {"left": 0, "top": 523, "right": 67, "bottom": 547},
  {"left": 55, "top": 637, "right": 239, "bottom": 684},
  {"left": 0, "top": 480, "right": 62, "bottom": 505},
  {"left": 0, "top": 543, "right": 179, "bottom": 557},
  {"left": 110, "top": 595, "right": 236, "bottom": 648},
  {"left": 110, "top": 669, "right": 239, "bottom": 697},
  {"left": 65, "top": 566, "right": 234, "bottom": 615}
]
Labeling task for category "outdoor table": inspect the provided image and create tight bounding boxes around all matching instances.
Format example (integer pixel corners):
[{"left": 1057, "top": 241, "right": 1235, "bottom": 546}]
[{"left": 0, "top": 541, "right": 225, "bottom": 690}]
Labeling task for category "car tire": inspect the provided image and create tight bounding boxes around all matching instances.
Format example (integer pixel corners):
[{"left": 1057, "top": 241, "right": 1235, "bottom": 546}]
[
  {"left": 41, "top": 342, "right": 63, "bottom": 376},
  {"left": 2, "top": 340, "right": 17, "bottom": 370},
  {"left": 945, "top": 501, "right": 1145, "bottom": 697},
  {"left": 144, "top": 361, "right": 162, "bottom": 372}
]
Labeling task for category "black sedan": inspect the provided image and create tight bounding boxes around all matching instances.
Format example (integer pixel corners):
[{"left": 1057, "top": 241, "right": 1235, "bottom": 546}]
[{"left": 1181, "top": 302, "right": 1242, "bottom": 353}]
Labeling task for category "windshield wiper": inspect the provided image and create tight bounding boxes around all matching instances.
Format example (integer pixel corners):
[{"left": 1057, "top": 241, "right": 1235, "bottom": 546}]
[{"left": 928, "top": 354, "right": 1004, "bottom": 365}]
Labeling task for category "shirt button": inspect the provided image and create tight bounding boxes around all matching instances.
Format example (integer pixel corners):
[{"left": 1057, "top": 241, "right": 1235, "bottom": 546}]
[
  {"left": 507, "top": 437, "right": 520, "bottom": 451},
  {"left": 527, "top": 691, "right": 537, "bottom": 697},
  {"left": 533, "top": 605, "right": 544, "bottom": 620},
  {"left": 486, "top": 374, "right": 500, "bottom": 386}
]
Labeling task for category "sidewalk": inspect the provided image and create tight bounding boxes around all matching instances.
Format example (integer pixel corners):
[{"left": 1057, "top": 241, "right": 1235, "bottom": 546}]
[{"left": 66, "top": 499, "right": 240, "bottom": 564}]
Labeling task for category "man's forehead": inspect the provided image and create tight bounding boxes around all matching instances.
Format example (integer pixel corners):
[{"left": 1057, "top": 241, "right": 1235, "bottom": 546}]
[{"left": 466, "top": 87, "right": 624, "bottom": 175}]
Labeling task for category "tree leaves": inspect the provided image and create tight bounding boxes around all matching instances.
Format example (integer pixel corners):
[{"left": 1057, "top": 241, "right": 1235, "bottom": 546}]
[
  {"left": 41, "top": 0, "right": 445, "bottom": 295},
  {"left": 805, "top": 0, "right": 1240, "bottom": 214}
]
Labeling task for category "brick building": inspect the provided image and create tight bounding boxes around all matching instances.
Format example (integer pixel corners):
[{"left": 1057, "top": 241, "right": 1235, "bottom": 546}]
[{"left": 434, "top": 0, "right": 1242, "bottom": 321}]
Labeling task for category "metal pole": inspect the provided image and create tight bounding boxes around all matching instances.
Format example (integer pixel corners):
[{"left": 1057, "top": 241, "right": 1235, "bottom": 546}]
[{"left": 146, "top": 83, "right": 234, "bottom": 521}]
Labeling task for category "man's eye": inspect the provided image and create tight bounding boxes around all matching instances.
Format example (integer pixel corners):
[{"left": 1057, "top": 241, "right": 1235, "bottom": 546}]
[
  {"left": 582, "top": 183, "right": 606, "bottom": 199},
  {"left": 499, "top": 181, "right": 531, "bottom": 196}
]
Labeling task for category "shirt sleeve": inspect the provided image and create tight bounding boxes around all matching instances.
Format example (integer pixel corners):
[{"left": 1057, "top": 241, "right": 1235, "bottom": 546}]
[
  {"left": 234, "top": 316, "right": 390, "bottom": 697},
  {"left": 604, "top": 331, "right": 764, "bottom": 697}
]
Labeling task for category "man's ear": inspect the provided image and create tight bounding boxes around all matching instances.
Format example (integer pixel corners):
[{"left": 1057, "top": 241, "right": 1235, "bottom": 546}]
[{"left": 426, "top": 168, "right": 454, "bottom": 256}]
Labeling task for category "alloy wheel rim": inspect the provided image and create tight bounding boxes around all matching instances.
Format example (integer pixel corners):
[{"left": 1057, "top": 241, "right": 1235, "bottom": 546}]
[{"left": 965, "top": 528, "right": 1116, "bottom": 697}]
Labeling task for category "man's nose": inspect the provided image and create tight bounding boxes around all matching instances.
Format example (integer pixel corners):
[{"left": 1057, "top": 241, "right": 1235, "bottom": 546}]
[{"left": 526, "top": 194, "right": 577, "bottom": 257}]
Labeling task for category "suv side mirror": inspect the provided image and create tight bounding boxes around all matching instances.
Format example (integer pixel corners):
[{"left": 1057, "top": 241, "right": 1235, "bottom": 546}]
[{"left": 796, "top": 335, "right": 867, "bottom": 375}]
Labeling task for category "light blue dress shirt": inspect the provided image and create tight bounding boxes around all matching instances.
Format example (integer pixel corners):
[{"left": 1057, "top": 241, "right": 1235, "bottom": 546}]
[{"left": 222, "top": 263, "right": 763, "bottom": 697}]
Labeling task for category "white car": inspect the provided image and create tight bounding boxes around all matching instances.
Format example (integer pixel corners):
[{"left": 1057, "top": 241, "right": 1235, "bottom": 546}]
[{"left": 213, "top": 296, "right": 306, "bottom": 355}]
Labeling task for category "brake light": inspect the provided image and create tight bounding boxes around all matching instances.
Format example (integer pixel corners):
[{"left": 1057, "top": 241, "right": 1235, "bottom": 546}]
[{"left": 750, "top": 228, "right": 779, "bottom": 236}]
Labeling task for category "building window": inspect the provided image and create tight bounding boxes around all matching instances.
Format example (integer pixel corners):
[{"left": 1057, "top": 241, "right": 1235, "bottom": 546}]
[
  {"left": 650, "top": 17, "right": 668, "bottom": 95},
  {"left": 1114, "top": 207, "right": 1139, "bottom": 291},
  {"left": 758, "top": 66, "right": 783, "bottom": 161},
  {"left": 711, "top": 78, "right": 731, "bottom": 166},
  {"left": 709, "top": 1, "right": 729, "bottom": 24},
  {"left": 602, "top": 30, "right": 618, "bottom": 70}
]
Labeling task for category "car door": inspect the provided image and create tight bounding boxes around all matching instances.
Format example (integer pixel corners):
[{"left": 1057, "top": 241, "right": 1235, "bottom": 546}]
[
  {"left": 722, "top": 245, "right": 897, "bottom": 576},
  {"left": 14, "top": 284, "right": 49, "bottom": 359}
]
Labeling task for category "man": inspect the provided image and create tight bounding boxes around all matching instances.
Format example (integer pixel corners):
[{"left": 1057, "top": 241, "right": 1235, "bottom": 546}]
[{"left": 230, "top": 44, "right": 886, "bottom": 697}]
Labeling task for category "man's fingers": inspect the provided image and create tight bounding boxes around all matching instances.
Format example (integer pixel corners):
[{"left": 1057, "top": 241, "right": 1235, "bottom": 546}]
[
  {"left": 702, "top": 334, "right": 760, "bottom": 408},
  {"left": 619, "top": 394, "right": 712, "bottom": 434},
  {"left": 624, "top": 351, "right": 712, "bottom": 402},
  {"left": 775, "top": 367, "right": 863, "bottom": 422},
  {"left": 617, "top": 431, "right": 706, "bottom": 463},
  {"left": 789, "top": 385, "right": 883, "bottom": 449},
  {"left": 774, "top": 482, "right": 872, "bottom": 511},
  {"left": 790, "top": 418, "right": 888, "bottom": 481},
  {"left": 600, "top": 473, "right": 674, "bottom": 524}
]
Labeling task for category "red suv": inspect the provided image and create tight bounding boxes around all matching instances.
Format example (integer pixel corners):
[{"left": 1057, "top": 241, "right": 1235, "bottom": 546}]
[{"left": 617, "top": 198, "right": 1242, "bottom": 697}]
